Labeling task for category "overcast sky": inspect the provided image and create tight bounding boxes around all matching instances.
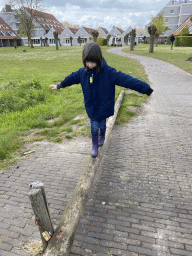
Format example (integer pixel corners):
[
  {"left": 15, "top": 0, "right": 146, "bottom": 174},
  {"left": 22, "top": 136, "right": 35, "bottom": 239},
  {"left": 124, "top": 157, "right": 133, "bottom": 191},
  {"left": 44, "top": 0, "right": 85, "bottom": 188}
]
[{"left": 1, "top": 0, "right": 170, "bottom": 31}]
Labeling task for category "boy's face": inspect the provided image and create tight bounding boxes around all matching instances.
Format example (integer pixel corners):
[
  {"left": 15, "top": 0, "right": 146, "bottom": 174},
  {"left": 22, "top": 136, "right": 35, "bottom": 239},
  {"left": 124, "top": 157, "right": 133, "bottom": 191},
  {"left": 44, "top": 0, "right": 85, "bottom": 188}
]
[{"left": 86, "top": 61, "right": 97, "bottom": 69}]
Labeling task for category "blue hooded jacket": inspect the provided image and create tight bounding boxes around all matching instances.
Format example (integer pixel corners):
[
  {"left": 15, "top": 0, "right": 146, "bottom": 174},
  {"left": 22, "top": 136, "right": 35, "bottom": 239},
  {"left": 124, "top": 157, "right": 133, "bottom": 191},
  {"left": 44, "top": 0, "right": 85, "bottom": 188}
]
[{"left": 57, "top": 57, "right": 153, "bottom": 121}]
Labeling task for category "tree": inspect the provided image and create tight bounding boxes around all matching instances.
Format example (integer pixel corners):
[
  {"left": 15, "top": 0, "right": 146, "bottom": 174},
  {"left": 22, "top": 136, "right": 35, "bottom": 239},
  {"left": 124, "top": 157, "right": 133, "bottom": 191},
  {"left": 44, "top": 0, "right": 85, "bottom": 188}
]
[
  {"left": 151, "top": 12, "right": 169, "bottom": 46},
  {"left": 9, "top": 0, "right": 44, "bottom": 48},
  {"left": 53, "top": 31, "right": 59, "bottom": 50},
  {"left": 107, "top": 34, "right": 111, "bottom": 45},
  {"left": 148, "top": 24, "right": 157, "bottom": 53},
  {"left": 78, "top": 36, "right": 82, "bottom": 46},
  {"left": 137, "top": 27, "right": 145, "bottom": 34},
  {"left": 124, "top": 33, "right": 129, "bottom": 45},
  {"left": 40, "top": 37, "right": 43, "bottom": 47},
  {"left": 130, "top": 29, "right": 136, "bottom": 51},
  {"left": 61, "top": 21, "right": 80, "bottom": 29},
  {"left": 44, "top": 37, "right": 48, "bottom": 46},
  {"left": 91, "top": 30, "right": 99, "bottom": 43},
  {"left": 70, "top": 36, "right": 73, "bottom": 46}
]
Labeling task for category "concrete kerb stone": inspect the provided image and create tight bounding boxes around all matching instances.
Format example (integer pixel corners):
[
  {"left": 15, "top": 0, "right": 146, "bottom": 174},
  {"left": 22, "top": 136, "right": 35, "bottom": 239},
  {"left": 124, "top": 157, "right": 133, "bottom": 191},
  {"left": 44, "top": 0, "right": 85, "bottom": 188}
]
[{"left": 43, "top": 90, "right": 125, "bottom": 256}]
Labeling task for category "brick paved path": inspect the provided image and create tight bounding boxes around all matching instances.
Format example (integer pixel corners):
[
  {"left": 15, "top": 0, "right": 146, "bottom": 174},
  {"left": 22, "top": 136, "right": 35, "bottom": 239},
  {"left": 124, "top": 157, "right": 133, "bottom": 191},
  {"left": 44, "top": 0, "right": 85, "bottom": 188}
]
[
  {"left": 70, "top": 48, "right": 192, "bottom": 256},
  {"left": 0, "top": 137, "right": 91, "bottom": 255}
]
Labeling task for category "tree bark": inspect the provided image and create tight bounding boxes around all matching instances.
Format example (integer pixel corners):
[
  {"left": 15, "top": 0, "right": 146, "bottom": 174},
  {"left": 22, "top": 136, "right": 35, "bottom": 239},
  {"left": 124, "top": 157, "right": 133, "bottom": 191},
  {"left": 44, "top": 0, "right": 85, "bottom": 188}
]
[
  {"left": 53, "top": 31, "right": 59, "bottom": 50},
  {"left": 130, "top": 29, "right": 136, "bottom": 51},
  {"left": 29, "top": 188, "right": 54, "bottom": 252},
  {"left": 148, "top": 25, "right": 157, "bottom": 53},
  {"left": 149, "top": 34, "right": 155, "bottom": 53}
]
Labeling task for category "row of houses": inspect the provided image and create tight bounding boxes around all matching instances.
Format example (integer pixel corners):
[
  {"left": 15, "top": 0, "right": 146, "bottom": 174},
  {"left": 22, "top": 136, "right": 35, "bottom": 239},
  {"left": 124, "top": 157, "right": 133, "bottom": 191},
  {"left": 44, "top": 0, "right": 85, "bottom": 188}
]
[
  {"left": 0, "top": 4, "right": 142, "bottom": 47},
  {"left": 0, "top": 0, "right": 192, "bottom": 47}
]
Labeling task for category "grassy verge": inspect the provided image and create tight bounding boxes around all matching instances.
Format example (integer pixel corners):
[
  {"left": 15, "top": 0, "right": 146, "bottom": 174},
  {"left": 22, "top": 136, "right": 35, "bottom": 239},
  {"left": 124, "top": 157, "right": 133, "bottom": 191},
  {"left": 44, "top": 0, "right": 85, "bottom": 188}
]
[
  {"left": 122, "top": 44, "right": 192, "bottom": 75},
  {"left": 0, "top": 45, "right": 149, "bottom": 169}
]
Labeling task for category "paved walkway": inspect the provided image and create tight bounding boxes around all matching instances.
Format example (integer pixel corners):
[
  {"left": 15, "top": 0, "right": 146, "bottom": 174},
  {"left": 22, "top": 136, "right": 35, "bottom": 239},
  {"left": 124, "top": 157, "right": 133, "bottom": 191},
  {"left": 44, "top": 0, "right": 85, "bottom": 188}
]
[
  {"left": 0, "top": 47, "right": 192, "bottom": 256},
  {"left": 70, "top": 48, "right": 192, "bottom": 256},
  {"left": 0, "top": 137, "right": 91, "bottom": 255}
]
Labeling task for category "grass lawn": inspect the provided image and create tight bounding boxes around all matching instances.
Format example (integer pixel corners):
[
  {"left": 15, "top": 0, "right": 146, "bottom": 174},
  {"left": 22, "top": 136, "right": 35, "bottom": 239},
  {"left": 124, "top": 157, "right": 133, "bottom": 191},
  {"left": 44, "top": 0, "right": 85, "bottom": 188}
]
[
  {"left": 0, "top": 45, "right": 149, "bottom": 169},
  {"left": 122, "top": 44, "right": 192, "bottom": 75}
]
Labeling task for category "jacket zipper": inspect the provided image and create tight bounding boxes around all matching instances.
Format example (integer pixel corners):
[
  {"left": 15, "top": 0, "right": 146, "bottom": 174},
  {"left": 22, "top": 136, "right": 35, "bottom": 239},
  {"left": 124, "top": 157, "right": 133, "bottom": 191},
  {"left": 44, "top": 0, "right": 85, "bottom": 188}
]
[{"left": 90, "top": 72, "right": 94, "bottom": 84}]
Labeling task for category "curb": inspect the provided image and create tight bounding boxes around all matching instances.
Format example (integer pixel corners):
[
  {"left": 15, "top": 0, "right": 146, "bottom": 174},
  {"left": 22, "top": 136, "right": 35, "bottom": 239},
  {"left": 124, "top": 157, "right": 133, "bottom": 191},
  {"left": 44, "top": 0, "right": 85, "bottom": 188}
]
[{"left": 44, "top": 90, "right": 125, "bottom": 256}]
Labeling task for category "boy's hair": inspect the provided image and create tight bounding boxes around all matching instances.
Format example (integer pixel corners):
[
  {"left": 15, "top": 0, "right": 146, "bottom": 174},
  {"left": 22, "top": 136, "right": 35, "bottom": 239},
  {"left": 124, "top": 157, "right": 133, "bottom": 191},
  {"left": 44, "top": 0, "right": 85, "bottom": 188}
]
[{"left": 82, "top": 42, "right": 103, "bottom": 73}]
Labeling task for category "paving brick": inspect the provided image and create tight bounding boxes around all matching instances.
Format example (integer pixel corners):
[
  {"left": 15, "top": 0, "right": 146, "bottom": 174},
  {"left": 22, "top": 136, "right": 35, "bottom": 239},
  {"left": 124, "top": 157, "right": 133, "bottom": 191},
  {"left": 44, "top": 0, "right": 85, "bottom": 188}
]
[
  {"left": 170, "top": 248, "right": 192, "bottom": 255},
  {"left": 127, "top": 245, "right": 156, "bottom": 256},
  {"left": 0, "top": 242, "right": 12, "bottom": 251},
  {"left": 0, "top": 250, "right": 19, "bottom": 256}
]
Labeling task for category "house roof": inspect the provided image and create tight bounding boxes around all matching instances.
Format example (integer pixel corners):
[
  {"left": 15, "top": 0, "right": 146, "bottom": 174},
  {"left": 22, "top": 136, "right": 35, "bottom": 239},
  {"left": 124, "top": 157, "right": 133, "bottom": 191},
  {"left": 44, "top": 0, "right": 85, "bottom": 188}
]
[
  {"left": 0, "top": 17, "right": 21, "bottom": 39},
  {"left": 173, "top": 14, "right": 192, "bottom": 35},
  {"left": 117, "top": 27, "right": 124, "bottom": 34},
  {"left": 68, "top": 27, "right": 79, "bottom": 34},
  {"left": 100, "top": 27, "right": 108, "bottom": 34},
  {"left": 25, "top": 7, "right": 64, "bottom": 34},
  {"left": 83, "top": 26, "right": 95, "bottom": 35}
]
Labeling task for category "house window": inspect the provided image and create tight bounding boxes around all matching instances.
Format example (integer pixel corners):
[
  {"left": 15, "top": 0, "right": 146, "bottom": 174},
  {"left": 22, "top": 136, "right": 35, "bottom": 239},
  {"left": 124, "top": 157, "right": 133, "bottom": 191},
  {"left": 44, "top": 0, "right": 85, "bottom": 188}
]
[
  {"left": 0, "top": 24, "right": 7, "bottom": 28},
  {"left": 172, "top": 1, "right": 174, "bottom": 4},
  {"left": 66, "top": 39, "right": 70, "bottom": 44},
  {"left": 33, "top": 39, "right": 40, "bottom": 44},
  {"left": 170, "top": 10, "right": 174, "bottom": 13},
  {"left": 165, "top": 18, "right": 169, "bottom": 22},
  {"left": 49, "top": 39, "right": 55, "bottom": 44}
]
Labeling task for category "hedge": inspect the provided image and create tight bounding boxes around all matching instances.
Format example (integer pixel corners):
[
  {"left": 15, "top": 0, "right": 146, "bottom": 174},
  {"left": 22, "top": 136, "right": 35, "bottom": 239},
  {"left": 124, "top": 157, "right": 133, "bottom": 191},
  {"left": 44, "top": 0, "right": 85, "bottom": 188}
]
[
  {"left": 167, "top": 36, "right": 171, "bottom": 45},
  {"left": 97, "top": 37, "right": 107, "bottom": 46},
  {"left": 175, "top": 36, "right": 192, "bottom": 47}
]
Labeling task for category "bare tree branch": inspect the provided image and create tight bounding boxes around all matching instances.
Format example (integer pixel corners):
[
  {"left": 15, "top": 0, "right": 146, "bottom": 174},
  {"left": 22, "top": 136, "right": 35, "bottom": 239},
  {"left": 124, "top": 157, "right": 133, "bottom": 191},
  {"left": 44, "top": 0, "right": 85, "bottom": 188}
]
[{"left": 8, "top": 0, "right": 44, "bottom": 47}]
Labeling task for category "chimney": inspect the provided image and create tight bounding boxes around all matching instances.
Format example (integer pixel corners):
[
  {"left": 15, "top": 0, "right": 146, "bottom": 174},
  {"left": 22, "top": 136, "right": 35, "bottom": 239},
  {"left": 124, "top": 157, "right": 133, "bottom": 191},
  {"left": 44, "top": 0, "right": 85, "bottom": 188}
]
[{"left": 5, "top": 5, "right": 13, "bottom": 12}]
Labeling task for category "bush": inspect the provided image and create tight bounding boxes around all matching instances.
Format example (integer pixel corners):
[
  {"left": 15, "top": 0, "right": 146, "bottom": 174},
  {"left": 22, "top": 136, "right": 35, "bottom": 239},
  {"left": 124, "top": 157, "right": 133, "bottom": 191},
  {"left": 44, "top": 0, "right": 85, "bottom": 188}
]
[
  {"left": 167, "top": 36, "right": 171, "bottom": 45},
  {"left": 0, "top": 81, "right": 46, "bottom": 114},
  {"left": 97, "top": 37, "right": 107, "bottom": 46},
  {"left": 178, "top": 27, "right": 189, "bottom": 36},
  {"left": 175, "top": 36, "right": 192, "bottom": 47}
]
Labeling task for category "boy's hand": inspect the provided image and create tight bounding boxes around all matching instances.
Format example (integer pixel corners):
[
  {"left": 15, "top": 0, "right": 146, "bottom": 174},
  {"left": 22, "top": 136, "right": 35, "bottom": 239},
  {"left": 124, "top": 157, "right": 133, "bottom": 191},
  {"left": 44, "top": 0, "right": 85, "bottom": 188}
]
[{"left": 49, "top": 85, "right": 57, "bottom": 90}]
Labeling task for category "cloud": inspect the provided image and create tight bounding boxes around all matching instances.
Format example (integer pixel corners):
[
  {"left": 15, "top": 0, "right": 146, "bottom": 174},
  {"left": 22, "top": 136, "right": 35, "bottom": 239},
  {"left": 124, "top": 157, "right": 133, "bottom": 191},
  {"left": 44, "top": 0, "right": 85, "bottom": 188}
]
[
  {"left": 45, "top": 4, "right": 157, "bottom": 30},
  {"left": 0, "top": 0, "right": 165, "bottom": 30},
  {"left": 65, "top": 3, "right": 81, "bottom": 10}
]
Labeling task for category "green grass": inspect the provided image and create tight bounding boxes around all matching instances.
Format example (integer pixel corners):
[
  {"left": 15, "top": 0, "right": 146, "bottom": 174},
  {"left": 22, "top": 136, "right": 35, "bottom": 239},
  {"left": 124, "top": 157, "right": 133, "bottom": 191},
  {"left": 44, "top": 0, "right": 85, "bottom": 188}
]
[
  {"left": 122, "top": 44, "right": 192, "bottom": 75},
  {"left": 0, "top": 45, "right": 149, "bottom": 169}
]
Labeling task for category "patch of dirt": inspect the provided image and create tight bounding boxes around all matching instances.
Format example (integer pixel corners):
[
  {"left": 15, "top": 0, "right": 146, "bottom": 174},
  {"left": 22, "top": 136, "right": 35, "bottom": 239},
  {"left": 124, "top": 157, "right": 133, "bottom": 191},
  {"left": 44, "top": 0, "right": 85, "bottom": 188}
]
[
  {"left": 186, "top": 56, "right": 192, "bottom": 62},
  {"left": 46, "top": 117, "right": 60, "bottom": 123},
  {"left": 126, "top": 106, "right": 142, "bottom": 115}
]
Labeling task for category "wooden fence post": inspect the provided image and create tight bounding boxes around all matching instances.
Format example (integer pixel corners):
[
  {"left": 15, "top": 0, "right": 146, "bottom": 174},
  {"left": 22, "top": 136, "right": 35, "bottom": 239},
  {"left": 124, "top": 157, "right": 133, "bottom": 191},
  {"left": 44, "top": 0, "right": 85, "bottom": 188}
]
[{"left": 29, "top": 182, "right": 54, "bottom": 252}]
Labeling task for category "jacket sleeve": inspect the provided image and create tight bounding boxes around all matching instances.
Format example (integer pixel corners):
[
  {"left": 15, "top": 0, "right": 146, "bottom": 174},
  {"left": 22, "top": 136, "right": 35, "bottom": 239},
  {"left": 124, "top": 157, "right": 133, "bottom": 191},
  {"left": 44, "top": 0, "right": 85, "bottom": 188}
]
[
  {"left": 57, "top": 69, "right": 81, "bottom": 89},
  {"left": 110, "top": 67, "right": 153, "bottom": 95}
]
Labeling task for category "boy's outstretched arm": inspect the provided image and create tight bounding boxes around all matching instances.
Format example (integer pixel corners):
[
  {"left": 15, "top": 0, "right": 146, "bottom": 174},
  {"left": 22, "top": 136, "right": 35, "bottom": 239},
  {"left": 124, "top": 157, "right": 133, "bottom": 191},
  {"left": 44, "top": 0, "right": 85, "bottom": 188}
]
[
  {"left": 110, "top": 68, "right": 153, "bottom": 95},
  {"left": 145, "top": 87, "right": 153, "bottom": 96},
  {"left": 49, "top": 85, "right": 57, "bottom": 90}
]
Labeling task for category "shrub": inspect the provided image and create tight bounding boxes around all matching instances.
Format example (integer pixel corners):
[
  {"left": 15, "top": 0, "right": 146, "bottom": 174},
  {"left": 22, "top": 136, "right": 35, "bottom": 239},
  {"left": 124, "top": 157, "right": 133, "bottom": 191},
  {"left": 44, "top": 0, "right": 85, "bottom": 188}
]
[
  {"left": 0, "top": 81, "right": 46, "bottom": 114},
  {"left": 175, "top": 36, "right": 192, "bottom": 47},
  {"left": 167, "top": 36, "right": 171, "bottom": 45},
  {"left": 97, "top": 37, "right": 107, "bottom": 46},
  {"left": 178, "top": 27, "right": 189, "bottom": 36}
]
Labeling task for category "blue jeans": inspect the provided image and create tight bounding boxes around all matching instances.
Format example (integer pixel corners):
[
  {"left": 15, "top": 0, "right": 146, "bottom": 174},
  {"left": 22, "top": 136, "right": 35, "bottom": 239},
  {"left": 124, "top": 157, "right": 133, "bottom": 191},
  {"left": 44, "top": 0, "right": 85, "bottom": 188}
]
[{"left": 90, "top": 119, "right": 106, "bottom": 136}]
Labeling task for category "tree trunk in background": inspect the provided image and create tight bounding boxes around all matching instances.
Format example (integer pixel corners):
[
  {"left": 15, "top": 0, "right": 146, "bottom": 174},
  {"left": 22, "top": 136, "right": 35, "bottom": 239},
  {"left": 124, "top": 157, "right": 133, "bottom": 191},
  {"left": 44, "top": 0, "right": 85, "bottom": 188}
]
[
  {"left": 148, "top": 25, "right": 157, "bottom": 53},
  {"left": 130, "top": 29, "right": 136, "bottom": 51},
  {"left": 53, "top": 31, "right": 59, "bottom": 50}
]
